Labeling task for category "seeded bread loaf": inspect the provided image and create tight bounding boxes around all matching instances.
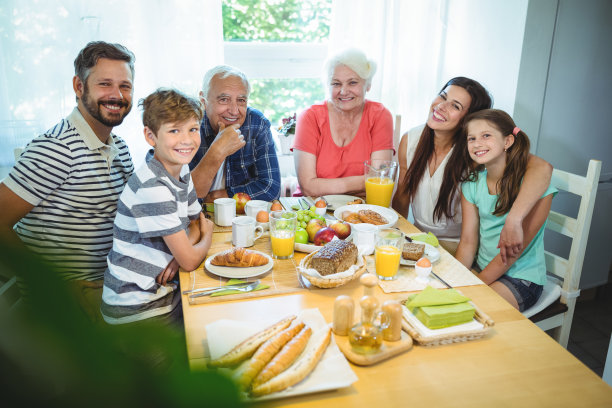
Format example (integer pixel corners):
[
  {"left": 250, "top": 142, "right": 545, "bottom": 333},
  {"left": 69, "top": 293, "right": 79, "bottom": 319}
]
[
  {"left": 311, "top": 240, "right": 358, "bottom": 276},
  {"left": 402, "top": 242, "right": 425, "bottom": 261}
]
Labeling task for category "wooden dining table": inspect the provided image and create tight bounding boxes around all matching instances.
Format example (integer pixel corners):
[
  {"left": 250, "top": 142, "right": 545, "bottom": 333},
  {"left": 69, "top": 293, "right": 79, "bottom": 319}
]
[{"left": 178, "top": 214, "right": 612, "bottom": 407}]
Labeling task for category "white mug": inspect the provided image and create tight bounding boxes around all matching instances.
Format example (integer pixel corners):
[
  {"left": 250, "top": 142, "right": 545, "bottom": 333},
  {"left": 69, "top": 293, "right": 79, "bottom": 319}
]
[
  {"left": 352, "top": 223, "right": 378, "bottom": 255},
  {"left": 232, "top": 216, "right": 264, "bottom": 247},
  {"left": 214, "top": 197, "right": 236, "bottom": 227},
  {"left": 245, "top": 200, "right": 269, "bottom": 218}
]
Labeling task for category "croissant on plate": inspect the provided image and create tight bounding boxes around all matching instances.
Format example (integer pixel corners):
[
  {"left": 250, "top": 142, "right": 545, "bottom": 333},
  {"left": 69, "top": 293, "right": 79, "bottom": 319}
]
[
  {"left": 358, "top": 209, "right": 388, "bottom": 225},
  {"left": 211, "top": 248, "right": 269, "bottom": 267}
]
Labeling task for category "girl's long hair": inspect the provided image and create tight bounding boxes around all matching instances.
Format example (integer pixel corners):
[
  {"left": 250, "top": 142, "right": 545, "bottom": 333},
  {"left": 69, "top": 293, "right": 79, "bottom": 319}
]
[
  {"left": 398, "top": 77, "right": 492, "bottom": 221},
  {"left": 462, "top": 109, "right": 531, "bottom": 216}
]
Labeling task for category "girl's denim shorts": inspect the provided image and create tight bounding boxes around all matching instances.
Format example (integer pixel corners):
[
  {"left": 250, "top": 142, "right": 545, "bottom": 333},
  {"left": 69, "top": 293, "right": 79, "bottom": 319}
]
[{"left": 498, "top": 274, "right": 543, "bottom": 312}]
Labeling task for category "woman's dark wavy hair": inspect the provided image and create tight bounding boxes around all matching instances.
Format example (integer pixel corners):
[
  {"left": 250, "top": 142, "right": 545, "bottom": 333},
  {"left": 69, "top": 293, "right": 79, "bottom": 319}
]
[
  {"left": 399, "top": 77, "right": 492, "bottom": 221},
  {"left": 462, "top": 109, "right": 531, "bottom": 216}
]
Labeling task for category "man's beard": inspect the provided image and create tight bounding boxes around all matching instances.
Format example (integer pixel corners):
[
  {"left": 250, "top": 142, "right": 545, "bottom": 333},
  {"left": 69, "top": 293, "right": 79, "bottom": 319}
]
[{"left": 81, "top": 83, "right": 132, "bottom": 127}]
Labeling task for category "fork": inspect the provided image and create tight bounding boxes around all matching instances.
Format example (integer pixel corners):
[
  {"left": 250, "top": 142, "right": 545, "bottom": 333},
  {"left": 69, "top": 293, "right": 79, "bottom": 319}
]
[{"left": 188, "top": 280, "right": 261, "bottom": 299}]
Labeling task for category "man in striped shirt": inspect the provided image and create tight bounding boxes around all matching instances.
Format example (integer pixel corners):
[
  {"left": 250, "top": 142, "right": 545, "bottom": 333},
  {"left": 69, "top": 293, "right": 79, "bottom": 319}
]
[{"left": 0, "top": 41, "right": 135, "bottom": 320}]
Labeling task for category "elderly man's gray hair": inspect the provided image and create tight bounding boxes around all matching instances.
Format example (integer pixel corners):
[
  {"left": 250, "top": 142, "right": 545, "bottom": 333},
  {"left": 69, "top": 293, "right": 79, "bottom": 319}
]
[
  {"left": 324, "top": 48, "right": 377, "bottom": 88},
  {"left": 201, "top": 65, "right": 251, "bottom": 102}
]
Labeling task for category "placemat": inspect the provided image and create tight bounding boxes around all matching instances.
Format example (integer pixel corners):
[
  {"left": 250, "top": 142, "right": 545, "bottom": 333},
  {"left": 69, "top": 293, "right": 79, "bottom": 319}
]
[
  {"left": 183, "top": 232, "right": 307, "bottom": 305},
  {"left": 377, "top": 246, "right": 484, "bottom": 293}
]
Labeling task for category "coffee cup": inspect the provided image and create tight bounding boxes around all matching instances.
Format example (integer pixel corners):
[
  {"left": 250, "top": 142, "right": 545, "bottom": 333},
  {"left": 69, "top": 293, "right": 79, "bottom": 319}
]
[
  {"left": 352, "top": 223, "right": 378, "bottom": 255},
  {"left": 214, "top": 197, "right": 236, "bottom": 227},
  {"left": 245, "top": 200, "right": 269, "bottom": 218},
  {"left": 232, "top": 216, "right": 264, "bottom": 247}
]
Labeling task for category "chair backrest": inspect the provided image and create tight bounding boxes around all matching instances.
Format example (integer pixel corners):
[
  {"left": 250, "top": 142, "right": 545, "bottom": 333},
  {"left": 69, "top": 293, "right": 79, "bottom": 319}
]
[{"left": 531, "top": 159, "right": 601, "bottom": 347}]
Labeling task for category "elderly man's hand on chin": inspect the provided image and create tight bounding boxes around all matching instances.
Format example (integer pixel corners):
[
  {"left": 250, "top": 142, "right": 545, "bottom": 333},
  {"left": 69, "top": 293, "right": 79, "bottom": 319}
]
[{"left": 211, "top": 122, "right": 246, "bottom": 158}]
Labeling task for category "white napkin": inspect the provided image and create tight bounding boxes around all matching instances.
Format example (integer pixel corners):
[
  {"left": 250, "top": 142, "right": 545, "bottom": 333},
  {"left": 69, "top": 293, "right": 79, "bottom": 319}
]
[{"left": 298, "top": 255, "right": 365, "bottom": 280}]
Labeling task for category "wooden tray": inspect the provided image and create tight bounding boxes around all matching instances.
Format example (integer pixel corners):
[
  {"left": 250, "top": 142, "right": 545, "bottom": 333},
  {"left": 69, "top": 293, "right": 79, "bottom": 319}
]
[
  {"left": 334, "top": 331, "right": 413, "bottom": 366},
  {"left": 401, "top": 301, "right": 494, "bottom": 347}
]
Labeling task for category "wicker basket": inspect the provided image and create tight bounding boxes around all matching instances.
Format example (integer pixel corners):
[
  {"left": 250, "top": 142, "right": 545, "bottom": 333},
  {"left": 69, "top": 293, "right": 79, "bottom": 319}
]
[
  {"left": 401, "top": 301, "right": 494, "bottom": 346},
  {"left": 298, "top": 250, "right": 367, "bottom": 288}
]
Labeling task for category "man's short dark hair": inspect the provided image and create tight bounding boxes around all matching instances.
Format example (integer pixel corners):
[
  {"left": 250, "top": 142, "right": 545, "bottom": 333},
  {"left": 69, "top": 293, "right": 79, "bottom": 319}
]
[{"left": 74, "top": 41, "right": 135, "bottom": 83}]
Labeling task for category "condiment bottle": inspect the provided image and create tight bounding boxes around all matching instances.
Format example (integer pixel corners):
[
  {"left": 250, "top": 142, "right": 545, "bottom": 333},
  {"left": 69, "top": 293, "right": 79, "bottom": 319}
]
[
  {"left": 382, "top": 300, "right": 403, "bottom": 342},
  {"left": 348, "top": 294, "right": 389, "bottom": 354},
  {"left": 333, "top": 295, "right": 354, "bottom": 336}
]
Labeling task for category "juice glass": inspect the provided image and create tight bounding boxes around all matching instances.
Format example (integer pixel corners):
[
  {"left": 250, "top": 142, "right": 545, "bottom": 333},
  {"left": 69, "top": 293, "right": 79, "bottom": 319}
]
[
  {"left": 374, "top": 228, "right": 404, "bottom": 280},
  {"left": 270, "top": 211, "right": 297, "bottom": 259},
  {"left": 364, "top": 160, "right": 398, "bottom": 207}
]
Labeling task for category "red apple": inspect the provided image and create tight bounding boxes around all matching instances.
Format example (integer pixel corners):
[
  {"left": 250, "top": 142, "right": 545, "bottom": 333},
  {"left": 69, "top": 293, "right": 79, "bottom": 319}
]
[
  {"left": 314, "top": 227, "right": 338, "bottom": 246},
  {"left": 329, "top": 221, "right": 351, "bottom": 240},
  {"left": 306, "top": 218, "right": 326, "bottom": 242},
  {"left": 232, "top": 192, "right": 251, "bottom": 214}
]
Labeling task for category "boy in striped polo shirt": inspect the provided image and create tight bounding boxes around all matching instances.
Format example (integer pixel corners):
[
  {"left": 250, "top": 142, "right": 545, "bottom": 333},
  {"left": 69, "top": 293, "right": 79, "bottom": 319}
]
[{"left": 101, "top": 89, "right": 213, "bottom": 325}]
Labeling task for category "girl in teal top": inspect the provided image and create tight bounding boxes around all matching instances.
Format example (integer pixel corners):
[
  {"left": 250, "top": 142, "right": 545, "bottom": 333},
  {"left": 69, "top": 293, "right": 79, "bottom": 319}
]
[{"left": 456, "top": 109, "right": 556, "bottom": 311}]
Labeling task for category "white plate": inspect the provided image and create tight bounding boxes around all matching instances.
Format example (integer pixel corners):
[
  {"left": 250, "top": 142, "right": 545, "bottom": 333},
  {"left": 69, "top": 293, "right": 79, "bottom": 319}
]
[
  {"left": 322, "top": 195, "right": 363, "bottom": 210},
  {"left": 204, "top": 249, "right": 273, "bottom": 279},
  {"left": 400, "top": 241, "right": 441, "bottom": 266},
  {"left": 333, "top": 204, "right": 398, "bottom": 229},
  {"left": 295, "top": 235, "right": 353, "bottom": 253},
  {"left": 206, "top": 308, "right": 358, "bottom": 401}
]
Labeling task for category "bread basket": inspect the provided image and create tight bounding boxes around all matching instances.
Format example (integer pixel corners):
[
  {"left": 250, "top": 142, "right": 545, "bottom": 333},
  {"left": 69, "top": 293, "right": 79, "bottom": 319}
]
[{"left": 298, "top": 250, "right": 367, "bottom": 288}]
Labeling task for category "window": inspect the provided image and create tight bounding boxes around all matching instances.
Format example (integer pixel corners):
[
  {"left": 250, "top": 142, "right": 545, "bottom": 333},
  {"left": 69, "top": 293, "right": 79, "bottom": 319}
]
[{"left": 222, "top": 0, "right": 332, "bottom": 125}]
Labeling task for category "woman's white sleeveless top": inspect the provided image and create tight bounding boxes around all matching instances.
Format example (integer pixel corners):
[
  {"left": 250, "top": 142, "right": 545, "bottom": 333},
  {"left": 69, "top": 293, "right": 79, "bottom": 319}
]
[{"left": 404, "top": 125, "right": 461, "bottom": 241}]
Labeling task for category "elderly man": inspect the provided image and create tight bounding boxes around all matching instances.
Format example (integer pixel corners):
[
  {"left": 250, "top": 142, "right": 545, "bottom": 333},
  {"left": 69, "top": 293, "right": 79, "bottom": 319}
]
[
  {"left": 189, "top": 65, "right": 281, "bottom": 202},
  {"left": 0, "top": 41, "right": 135, "bottom": 318}
]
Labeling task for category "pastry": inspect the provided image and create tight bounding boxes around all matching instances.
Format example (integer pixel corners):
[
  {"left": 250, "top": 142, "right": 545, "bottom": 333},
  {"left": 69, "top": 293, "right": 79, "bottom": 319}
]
[
  {"left": 208, "top": 315, "right": 296, "bottom": 368},
  {"left": 251, "top": 325, "right": 313, "bottom": 388},
  {"left": 358, "top": 209, "right": 388, "bottom": 225},
  {"left": 311, "top": 240, "right": 358, "bottom": 276},
  {"left": 347, "top": 198, "right": 364, "bottom": 205},
  {"left": 250, "top": 327, "right": 332, "bottom": 397},
  {"left": 234, "top": 322, "right": 305, "bottom": 389},
  {"left": 343, "top": 211, "right": 362, "bottom": 224},
  {"left": 211, "top": 248, "right": 268, "bottom": 267},
  {"left": 402, "top": 242, "right": 425, "bottom": 261}
]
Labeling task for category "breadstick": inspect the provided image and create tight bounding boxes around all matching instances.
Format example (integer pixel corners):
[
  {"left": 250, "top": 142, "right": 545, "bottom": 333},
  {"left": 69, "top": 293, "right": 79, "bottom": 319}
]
[
  {"left": 251, "top": 325, "right": 312, "bottom": 388},
  {"left": 250, "top": 327, "right": 332, "bottom": 397},
  {"left": 234, "top": 322, "right": 305, "bottom": 389},
  {"left": 208, "top": 315, "right": 296, "bottom": 368}
]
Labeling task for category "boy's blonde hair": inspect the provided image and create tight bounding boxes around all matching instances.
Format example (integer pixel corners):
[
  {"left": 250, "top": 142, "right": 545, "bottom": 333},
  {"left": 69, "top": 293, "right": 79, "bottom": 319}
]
[{"left": 139, "top": 88, "right": 204, "bottom": 134}]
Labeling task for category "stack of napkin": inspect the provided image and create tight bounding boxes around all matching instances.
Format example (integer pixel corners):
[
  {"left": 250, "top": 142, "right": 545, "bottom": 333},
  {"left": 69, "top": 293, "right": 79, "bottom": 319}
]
[{"left": 404, "top": 286, "right": 475, "bottom": 329}]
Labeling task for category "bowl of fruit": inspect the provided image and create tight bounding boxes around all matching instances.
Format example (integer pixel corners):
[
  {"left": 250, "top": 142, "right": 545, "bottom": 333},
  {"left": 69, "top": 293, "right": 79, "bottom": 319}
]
[{"left": 294, "top": 208, "right": 352, "bottom": 253}]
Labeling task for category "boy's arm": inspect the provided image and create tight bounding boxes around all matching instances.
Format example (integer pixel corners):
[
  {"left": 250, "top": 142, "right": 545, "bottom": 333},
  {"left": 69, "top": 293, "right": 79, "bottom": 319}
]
[
  {"left": 499, "top": 155, "right": 553, "bottom": 263},
  {"left": 156, "top": 217, "right": 202, "bottom": 285},
  {"left": 455, "top": 193, "right": 480, "bottom": 269},
  {"left": 479, "top": 194, "right": 553, "bottom": 285},
  {"left": 162, "top": 213, "right": 214, "bottom": 272}
]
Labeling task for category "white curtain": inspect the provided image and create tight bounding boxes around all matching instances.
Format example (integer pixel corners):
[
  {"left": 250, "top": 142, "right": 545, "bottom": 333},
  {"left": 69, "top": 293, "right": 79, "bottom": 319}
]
[
  {"left": 0, "top": 0, "right": 223, "bottom": 170},
  {"left": 329, "top": 0, "right": 528, "bottom": 134}
]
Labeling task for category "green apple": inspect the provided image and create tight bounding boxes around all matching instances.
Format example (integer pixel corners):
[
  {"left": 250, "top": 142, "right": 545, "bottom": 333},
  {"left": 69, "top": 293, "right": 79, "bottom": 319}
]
[{"left": 295, "top": 229, "right": 309, "bottom": 244}]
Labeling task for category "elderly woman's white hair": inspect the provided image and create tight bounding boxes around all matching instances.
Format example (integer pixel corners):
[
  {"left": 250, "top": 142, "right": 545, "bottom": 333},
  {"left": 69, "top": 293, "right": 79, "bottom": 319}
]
[
  {"left": 324, "top": 48, "right": 377, "bottom": 88},
  {"left": 201, "top": 65, "right": 251, "bottom": 102}
]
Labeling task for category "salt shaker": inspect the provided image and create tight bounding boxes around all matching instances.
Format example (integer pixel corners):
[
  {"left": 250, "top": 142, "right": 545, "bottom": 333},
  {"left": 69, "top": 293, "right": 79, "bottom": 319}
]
[
  {"left": 382, "top": 300, "right": 403, "bottom": 342},
  {"left": 333, "top": 295, "right": 355, "bottom": 336}
]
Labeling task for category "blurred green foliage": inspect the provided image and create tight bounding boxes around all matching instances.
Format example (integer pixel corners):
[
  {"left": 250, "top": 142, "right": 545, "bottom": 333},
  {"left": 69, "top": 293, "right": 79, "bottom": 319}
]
[
  {"left": 223, "top": 0, "right": 331, "bottom": 125},
  {"left": 223, "top": 0, "right": 331, "bottom": 42},
  {"left": 0, "top": 242, "right": 242, "bottom": 407}
]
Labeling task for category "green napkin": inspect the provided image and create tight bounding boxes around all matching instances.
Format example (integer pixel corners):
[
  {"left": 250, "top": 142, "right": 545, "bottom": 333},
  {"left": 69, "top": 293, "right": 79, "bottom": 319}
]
[
  {"left": 405, "top": 286, "right": 475, "bottom": 329},
  {"left": 210, "top": 278, "right": 270, "bottom": 297}
]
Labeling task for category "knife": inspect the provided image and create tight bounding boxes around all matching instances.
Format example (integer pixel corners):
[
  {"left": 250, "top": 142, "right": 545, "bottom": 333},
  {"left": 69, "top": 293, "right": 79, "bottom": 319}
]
[
  {"left": 189, "top": 280, "right": 261, "bottom": 299},
  {"left": 430, "top": 271, "right": 452, "bottom": 289},
  {"left": 182, "top": 280, "right": 257, "bottom": 295}
]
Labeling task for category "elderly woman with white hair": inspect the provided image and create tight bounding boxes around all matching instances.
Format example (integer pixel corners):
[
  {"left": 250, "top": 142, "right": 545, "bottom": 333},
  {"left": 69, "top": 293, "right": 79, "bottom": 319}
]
[{"left": 291, "top": 48, "right": 394, "bottom": 197}]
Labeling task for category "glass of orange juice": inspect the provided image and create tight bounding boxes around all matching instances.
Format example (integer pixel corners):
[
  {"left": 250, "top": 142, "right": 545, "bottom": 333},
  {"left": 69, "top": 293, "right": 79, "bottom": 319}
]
[
  {"left": 270, "top": 211, "right": 297, "bottom": 259},
  {"left": 364, "top": 160, "right": 398, "bottom": 208},
  {"left": 374, "top": 228, "right": 404, "bottom": 280}
]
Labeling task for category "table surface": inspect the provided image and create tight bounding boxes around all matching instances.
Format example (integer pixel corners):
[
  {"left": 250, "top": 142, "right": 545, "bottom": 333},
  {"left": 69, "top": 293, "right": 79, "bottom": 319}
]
[{"left": 179, "top": 215, "right": 612, "bottom": 407}]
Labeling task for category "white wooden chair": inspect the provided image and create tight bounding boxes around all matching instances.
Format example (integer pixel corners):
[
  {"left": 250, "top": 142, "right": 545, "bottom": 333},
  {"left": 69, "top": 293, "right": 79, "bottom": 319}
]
[{"left": 522, "top": 159, "right": 601, "bottom": 348}]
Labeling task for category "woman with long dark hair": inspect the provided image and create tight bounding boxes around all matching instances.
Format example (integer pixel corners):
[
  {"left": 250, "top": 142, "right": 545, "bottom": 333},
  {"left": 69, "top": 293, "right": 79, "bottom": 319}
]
[{"left": 392, "top": 77, "right": 552, "bottom": 259}]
